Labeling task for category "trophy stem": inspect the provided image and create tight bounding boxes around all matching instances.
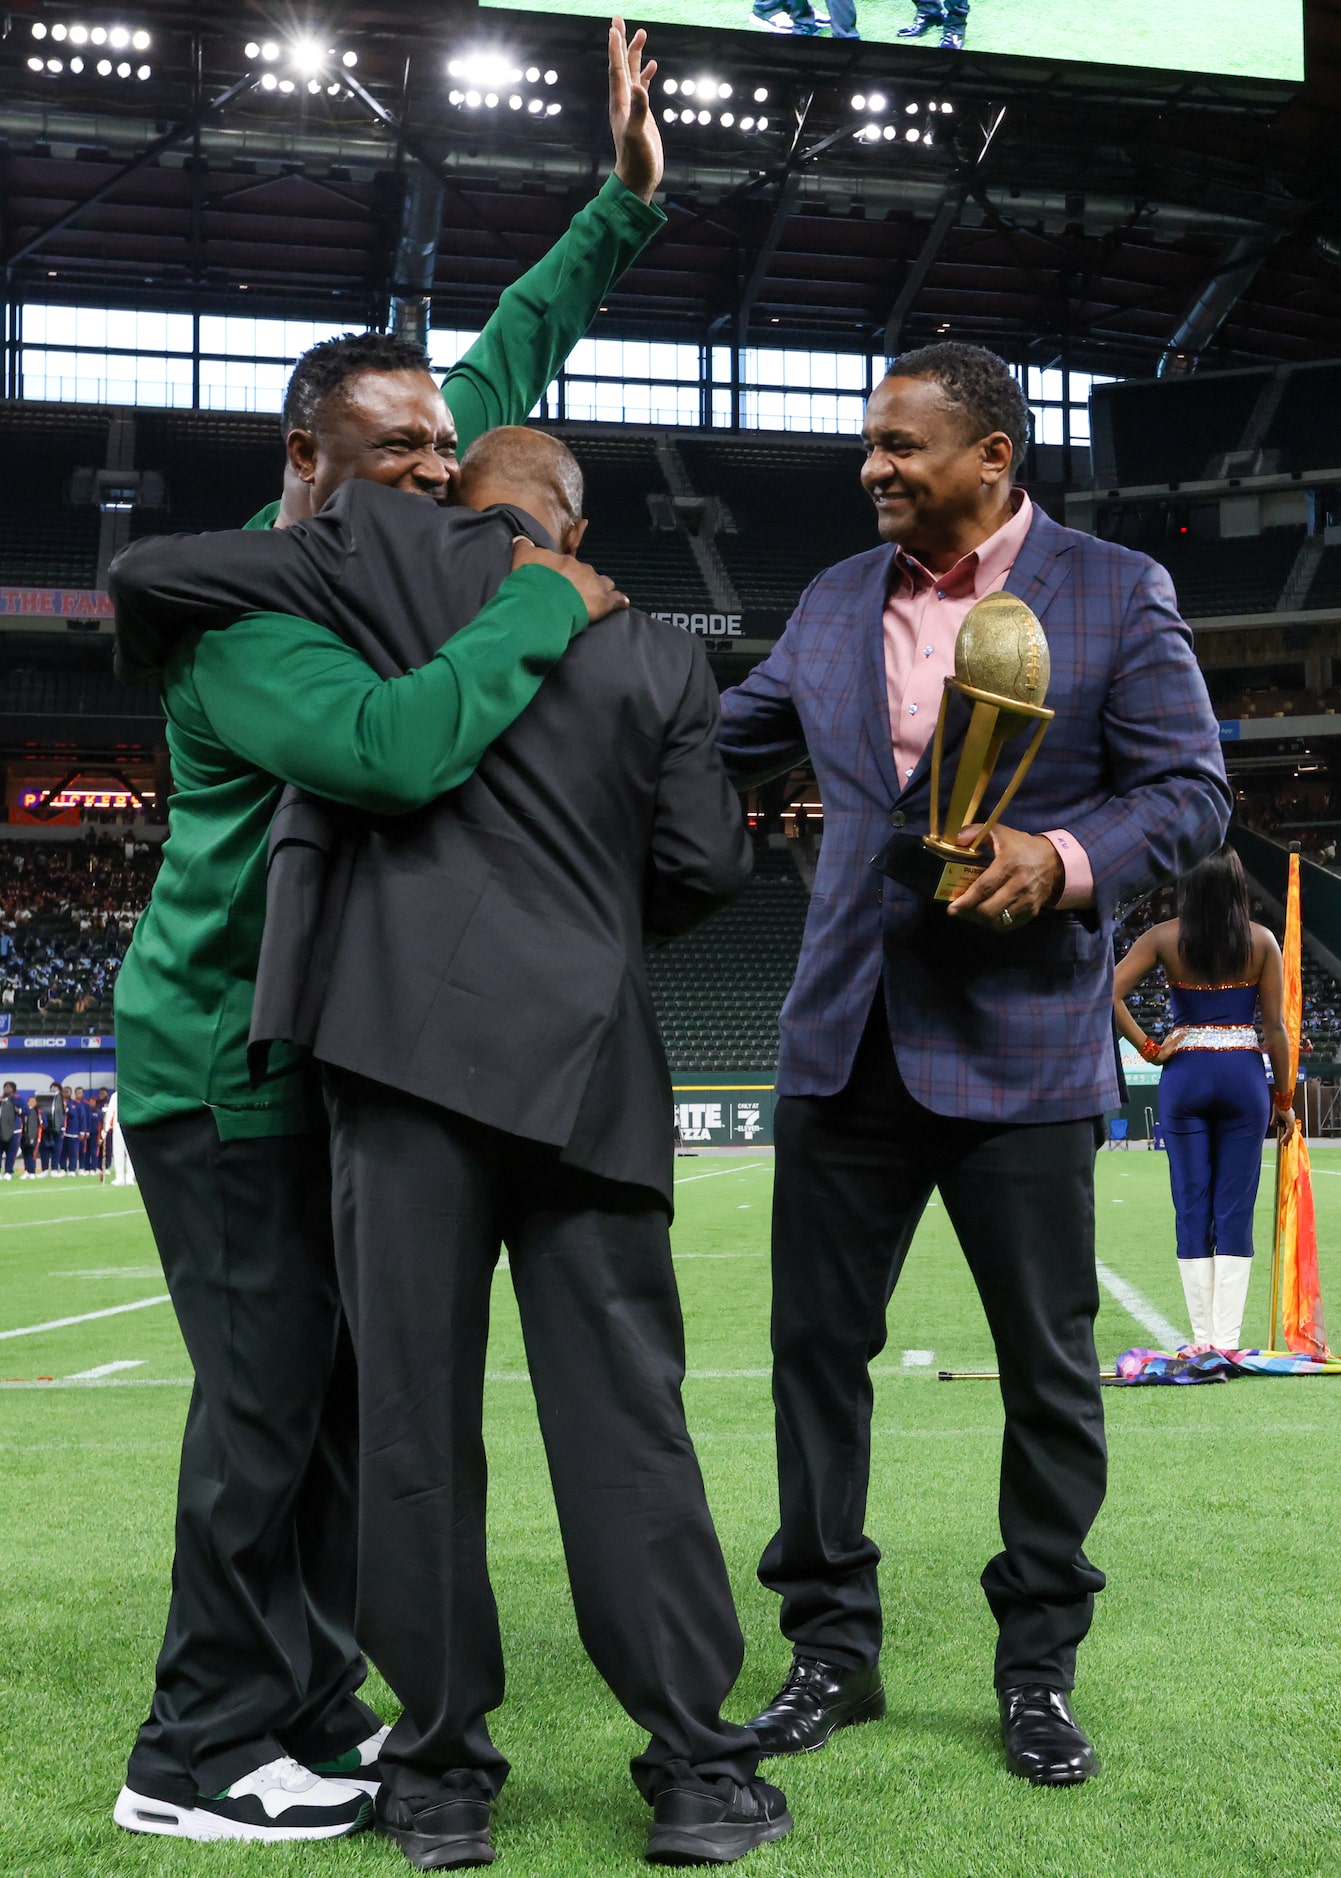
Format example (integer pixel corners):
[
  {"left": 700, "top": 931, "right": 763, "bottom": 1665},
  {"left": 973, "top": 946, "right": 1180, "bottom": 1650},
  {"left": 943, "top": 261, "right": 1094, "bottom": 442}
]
[
  {"left": 943, "top": 702, "right": 1004, "bottom": 847},
  {"left": 973, "top": 717, "right": 1053, "bottom": 848},
  {"left": 928, "top": 693, "right": 948, "bottom": 845}
]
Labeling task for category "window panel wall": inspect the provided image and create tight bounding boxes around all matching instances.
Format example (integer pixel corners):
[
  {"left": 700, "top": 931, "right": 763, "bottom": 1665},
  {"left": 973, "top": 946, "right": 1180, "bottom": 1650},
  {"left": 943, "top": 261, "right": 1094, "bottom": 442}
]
[{"left": 6, "top": 302, "right": 1115, "bottom": 449}]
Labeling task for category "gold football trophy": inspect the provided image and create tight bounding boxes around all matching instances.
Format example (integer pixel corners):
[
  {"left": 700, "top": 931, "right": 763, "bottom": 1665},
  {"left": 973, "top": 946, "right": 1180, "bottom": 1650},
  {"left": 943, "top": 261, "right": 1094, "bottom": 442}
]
[{"left": 874, "top": 591, "right": 1055, "bottom": 902}]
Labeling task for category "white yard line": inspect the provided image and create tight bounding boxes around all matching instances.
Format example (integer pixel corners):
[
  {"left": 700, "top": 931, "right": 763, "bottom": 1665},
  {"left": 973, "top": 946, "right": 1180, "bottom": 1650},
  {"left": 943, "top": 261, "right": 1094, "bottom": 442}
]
[
  {"left": 0, "top": 1209, "right": 143, "bottom": 1231},
  {"left": 65, "top": 1360, "right": 145, "bottom": 1380},
  {"left": 51, "top": 1267, "right": 160, "bottom": 1279},
  {"left": 0, "top": 1377, "right": 191, "bottom": 1390},
  {"left": 673, "top": 1162, "right": 767, "bottom": 1185},
  {"left": 0, "top": 1295, "right": 170, "bottom": 1341},
  {"left": 674, "top": 1252, "right": 766, "bottom": 1261},
  {"left": 1094, "top": 1258, "right": 1185, "bottom": 1350}
]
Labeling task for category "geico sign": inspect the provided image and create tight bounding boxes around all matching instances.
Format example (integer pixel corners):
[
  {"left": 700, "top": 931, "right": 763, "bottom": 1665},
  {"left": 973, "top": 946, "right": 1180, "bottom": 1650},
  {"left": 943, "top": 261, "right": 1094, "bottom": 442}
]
[{"left": 652, "top": 612, "right": 743, "bottom": 638}]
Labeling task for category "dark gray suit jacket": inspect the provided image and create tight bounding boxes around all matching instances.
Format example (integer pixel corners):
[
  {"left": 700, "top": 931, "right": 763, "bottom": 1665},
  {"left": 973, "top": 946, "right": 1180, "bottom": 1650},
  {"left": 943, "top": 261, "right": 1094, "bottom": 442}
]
[{"left": 110, "top": 479, "right": 751, "bottom": 1207}]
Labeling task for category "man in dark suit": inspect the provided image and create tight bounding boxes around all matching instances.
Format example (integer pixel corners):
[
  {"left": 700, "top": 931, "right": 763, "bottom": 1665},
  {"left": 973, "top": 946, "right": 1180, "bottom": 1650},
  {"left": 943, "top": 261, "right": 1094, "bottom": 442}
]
[
  {"left": 898, "top": 0, "right": 969, "bottom": 50},
  {"left": 718, "top": 343, "right": 1231, "bottom": 1784},
  {"left": 108, "top": 429, "right": 791, "bottom": 1871}
]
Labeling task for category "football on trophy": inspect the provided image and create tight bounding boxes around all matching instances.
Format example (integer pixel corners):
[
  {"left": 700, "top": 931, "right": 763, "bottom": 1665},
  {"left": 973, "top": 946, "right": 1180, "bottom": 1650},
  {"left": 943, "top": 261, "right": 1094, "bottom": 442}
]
[{"left": 954, "top": 592, "right": 1051, "bottom": 707}]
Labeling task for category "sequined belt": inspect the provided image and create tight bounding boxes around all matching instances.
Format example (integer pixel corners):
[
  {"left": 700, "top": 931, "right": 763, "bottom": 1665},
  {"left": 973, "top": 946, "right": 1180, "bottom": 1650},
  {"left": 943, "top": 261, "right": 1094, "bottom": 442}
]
[{"left": 1170, "top": 1025, "right": 1259, "bottom": 1053}]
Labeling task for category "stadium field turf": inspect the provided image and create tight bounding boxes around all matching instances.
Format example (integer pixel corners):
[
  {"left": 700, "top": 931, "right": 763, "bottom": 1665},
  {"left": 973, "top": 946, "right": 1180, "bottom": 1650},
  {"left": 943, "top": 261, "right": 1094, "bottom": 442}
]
[
  {"left": 484, "top": 0, "right": 1305, "bottom": 84},
  {"left": 2, "top": 1147, "right": 1338, "bottom": 1875}
]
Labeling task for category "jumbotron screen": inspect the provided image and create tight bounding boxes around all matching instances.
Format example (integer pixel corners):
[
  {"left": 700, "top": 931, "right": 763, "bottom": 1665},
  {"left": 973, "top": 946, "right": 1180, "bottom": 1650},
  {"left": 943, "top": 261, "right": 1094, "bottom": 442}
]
[{"left": 480, "top": 1, "right": 1305, "bottom": 82}]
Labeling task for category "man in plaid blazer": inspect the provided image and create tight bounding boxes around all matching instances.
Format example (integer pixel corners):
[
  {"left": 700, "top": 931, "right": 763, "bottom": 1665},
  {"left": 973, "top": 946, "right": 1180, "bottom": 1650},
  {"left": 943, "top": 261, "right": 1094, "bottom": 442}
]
[{"left": 718, "top": 343, "right": 1230, "bottom": 1785}]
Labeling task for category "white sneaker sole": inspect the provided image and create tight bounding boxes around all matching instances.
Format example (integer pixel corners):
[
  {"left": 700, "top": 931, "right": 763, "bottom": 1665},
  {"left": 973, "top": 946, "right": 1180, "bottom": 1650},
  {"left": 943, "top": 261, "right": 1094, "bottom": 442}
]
[{"left": 114, "top": 1785, "right": 369, "bottom": 1841}]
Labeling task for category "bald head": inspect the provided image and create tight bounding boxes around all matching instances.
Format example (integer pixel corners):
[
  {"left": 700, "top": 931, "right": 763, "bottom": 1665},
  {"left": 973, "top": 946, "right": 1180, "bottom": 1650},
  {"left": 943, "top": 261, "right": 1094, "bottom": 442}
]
[{"left": 456, "top": 426, "right": 586, "bottom": 550}]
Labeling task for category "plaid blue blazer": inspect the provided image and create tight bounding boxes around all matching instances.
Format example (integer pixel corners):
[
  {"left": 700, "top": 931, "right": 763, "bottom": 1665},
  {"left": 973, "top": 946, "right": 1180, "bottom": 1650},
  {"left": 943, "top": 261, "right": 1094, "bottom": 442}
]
[{"left": 718, "top": 505, "right": 1232, "bottom": 1122}]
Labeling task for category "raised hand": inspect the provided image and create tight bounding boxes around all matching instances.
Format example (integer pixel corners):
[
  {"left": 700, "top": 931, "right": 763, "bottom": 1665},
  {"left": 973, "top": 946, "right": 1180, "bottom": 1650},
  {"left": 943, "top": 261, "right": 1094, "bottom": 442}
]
[
  {"left": 609, "top": 16, "right": 663, "bottom": 203},
  {"left": 511, "top": 537, "right": 629, "bottom": 623}
]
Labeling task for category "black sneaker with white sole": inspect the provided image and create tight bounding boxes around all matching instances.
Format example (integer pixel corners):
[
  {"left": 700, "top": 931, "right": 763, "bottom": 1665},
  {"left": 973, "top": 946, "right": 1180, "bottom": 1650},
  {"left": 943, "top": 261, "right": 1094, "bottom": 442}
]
[
  {"left": 646, "top": 1776, "right": 793, "bottom": 1865},
  {"left": 113, "top": 1755, "right": 372, "bottom": 1841},
  {"left": 310, "top": 1722, "right": 391, "bottom": 1795}
]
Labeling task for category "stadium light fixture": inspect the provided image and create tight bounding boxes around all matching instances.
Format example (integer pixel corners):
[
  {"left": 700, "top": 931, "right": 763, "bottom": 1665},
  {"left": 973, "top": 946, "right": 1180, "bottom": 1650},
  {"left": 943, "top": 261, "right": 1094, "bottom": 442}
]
[
  {"left": 27, "top": 18, "right": 152, "bottom": 78},
  {"left": 444, "top": 51, "right": 560, "bottom": 119}
]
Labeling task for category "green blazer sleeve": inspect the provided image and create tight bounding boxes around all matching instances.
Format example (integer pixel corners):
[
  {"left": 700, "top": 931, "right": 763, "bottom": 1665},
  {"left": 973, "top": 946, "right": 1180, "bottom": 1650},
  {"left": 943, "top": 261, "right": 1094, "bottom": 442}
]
[
  {"left": 241, "top": 178, "right": 664, "bottom": 531},
  {"left": 442, "top": 175, "right": 667, "bottom": 448},
  {"left": 186, "top": 564, "right": 584, "bottom": 815}
]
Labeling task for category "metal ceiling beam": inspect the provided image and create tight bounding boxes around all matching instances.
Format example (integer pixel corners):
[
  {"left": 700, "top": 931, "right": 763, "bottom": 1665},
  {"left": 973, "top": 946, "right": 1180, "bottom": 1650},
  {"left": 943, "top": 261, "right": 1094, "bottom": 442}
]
[
  {"left": 3, "top": 70, "right": 260, "bottom": 273},
  {"left": 883, "top": 190, "right": 962, "bottom": 363},
  {"left": 390, "top": 163, "right": 446, "bottom": 348},
  {"left": 1156, "top": 231, "right": 1283, "bottom": 376},
  {"left": 736, "top": 174, "right": 801, "bottom": 347}
]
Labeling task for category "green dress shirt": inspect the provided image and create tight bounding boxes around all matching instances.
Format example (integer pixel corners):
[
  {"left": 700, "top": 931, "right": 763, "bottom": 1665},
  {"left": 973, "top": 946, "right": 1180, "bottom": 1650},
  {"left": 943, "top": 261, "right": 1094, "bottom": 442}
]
[{"left": 114, "top": 175, "right": 665, "bottom": 1137}]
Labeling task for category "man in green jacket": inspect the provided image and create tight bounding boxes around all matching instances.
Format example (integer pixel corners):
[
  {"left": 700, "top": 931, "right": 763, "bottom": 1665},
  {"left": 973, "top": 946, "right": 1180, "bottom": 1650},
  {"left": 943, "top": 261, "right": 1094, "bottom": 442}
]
[{"left": 112, "top": 23, "right": 665, "bottom": 1846}]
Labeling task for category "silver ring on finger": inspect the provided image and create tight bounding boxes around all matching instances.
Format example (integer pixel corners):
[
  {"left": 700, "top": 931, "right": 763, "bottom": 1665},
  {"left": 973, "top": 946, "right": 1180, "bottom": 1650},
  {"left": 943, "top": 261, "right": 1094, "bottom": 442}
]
[{"left": 1000, "top": 907, "right": 1014, "bottom": 928}]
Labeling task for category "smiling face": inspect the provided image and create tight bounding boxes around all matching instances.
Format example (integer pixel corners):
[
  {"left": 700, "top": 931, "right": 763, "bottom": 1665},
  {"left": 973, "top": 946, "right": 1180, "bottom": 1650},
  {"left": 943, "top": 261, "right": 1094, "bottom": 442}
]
[
  {"left": 860, "top": 374, "right": 1014, "bottom": 564},
  {"left": 287, "top": 369, "right": 459, "bottom": 513}
]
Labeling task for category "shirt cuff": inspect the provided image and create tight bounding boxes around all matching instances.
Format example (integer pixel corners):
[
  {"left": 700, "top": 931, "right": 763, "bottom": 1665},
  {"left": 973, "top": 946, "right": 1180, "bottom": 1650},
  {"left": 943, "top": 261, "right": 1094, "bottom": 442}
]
[
  {"left": 1042, "top": 830, "right": 1094, "bottom": 910},
  {"left": 600, "top": 171, "right": 669, "bottom": 229}
]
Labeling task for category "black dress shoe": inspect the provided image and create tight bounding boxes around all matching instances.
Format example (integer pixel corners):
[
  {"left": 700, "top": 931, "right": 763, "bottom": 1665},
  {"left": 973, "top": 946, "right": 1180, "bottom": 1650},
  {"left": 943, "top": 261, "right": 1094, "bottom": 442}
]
[
  {"left": 746, "top": 1655, "right": 885, "bottom": 1756},
  {"left": 939, "top": 29, "right": 965, "bottom": 48},
  {"left": 998, "top": 1685, "right": 1099, "bottom": 1786},
  {"left": 377, "top": 1789, "right": 496, "bottom": 1870},
  {"left": 898, "top": 14, "right": 943, "bottom": 35},
  {"left": 646, "top": 1777, "right": 792, "bottom": 1866}
]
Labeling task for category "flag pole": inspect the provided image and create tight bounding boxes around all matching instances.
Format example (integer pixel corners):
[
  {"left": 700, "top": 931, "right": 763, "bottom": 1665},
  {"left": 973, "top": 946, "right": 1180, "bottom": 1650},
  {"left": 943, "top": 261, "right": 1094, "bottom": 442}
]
[
  {"left": 1266, "top": 840, "right": 1303, "bottom": 1352},
  {"left": 1266, "top": 1135, "right": 1284, "bottom": 1350}
]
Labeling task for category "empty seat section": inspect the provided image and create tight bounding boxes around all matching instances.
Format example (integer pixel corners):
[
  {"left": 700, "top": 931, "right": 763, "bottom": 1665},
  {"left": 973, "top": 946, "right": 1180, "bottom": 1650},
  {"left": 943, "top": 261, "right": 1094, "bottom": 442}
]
[
  {"left": 1093, "top": 374, "right": 1268, "bottom": 487},
  {"left": 558, "top": 429, "right": 712, "bottom": 614},
  {"left": 0, "top": 401, "right": 108, "bottom": 585},
  {"left": 1308, "top": 545, "right": 1341, "bottom": 610},
  {"left": 1115, "top": 525, "right": 1304, "bottom": 617},
  {"left": 130, "top": 409, "right": 286, "bottom": 535},
  {"left": 678, "top": 436, "right": 872, "bottom": 615},
  {"left": 646, "top": 847, "right": 809, "bottom": 1072},
  {"left": 1263, "top": 365, "right": 1341, "bottom": 475}
]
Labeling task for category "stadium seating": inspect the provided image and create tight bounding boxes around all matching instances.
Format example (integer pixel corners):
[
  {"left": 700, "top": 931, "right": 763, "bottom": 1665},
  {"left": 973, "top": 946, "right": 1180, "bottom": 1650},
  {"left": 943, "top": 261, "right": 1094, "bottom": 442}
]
[
  {"left": 645, "top": 846, "right": 810, "bottom": 1072},
  {"left": 129, "top": 409, "right": 285, "bottom": 536},
  {"left": 1092, "top": 372, "right": 1270, "bottom": 489},
  {"left": 0, "top": 837, "right": 158, "bottom": 1035},
  {"left": 0, "top": 633, "right": 161, "bottom": 720},
  {"left": 559, "top": 431, "right": 713, "bottom": 614},
  {"left": 1307, "top": 544, "right": 1341, "bottom": 611},
  {"left": 677, "top": 436, "right": 872, "bottom": 615},
  {"left": 1262, "top": 364, "right": 1341, "bottom": 475},
  {"left": 0, "top": 402, "right": 108, "bottom": 586},
  {"left": 1109, "top": 524, "right": 1305, "bottom": 617}
]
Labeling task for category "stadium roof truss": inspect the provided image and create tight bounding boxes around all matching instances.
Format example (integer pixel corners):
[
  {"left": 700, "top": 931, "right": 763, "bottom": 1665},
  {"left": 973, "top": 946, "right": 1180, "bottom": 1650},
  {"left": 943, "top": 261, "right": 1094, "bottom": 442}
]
[{"left": 0, "top": 0, "right": 1339, "bottom": 379}]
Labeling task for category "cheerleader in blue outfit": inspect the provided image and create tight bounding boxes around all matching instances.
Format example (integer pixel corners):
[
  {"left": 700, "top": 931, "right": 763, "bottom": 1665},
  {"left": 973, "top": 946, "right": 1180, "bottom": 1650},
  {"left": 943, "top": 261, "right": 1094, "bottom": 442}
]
[{"left": 1113, "top": 847, "right": 1297, "bottom": 1349}]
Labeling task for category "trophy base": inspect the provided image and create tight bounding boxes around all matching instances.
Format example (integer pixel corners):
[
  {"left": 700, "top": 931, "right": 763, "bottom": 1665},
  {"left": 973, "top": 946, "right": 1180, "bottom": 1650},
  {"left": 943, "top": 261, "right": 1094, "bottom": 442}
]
[{"left": 872, "top": 831, "right": 990, "bottom": 902}]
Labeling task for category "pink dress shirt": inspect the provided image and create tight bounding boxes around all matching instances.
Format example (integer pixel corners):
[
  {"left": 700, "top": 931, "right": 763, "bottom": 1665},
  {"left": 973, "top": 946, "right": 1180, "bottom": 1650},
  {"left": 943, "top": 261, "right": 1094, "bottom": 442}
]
[{"left": 881, "top": 490, "right": 1093, "bottom": 909}]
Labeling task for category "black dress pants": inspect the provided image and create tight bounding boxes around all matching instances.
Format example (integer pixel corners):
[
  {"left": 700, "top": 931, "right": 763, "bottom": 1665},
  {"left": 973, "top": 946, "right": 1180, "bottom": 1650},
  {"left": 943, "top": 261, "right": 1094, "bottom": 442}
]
[
  {"left": 760, "top": 1007, "right": 1107, "bottom": 1691},
  {"left": 323, "top": 1068, "right": 760, "bottom": 1806},
  {"left": 123, "top": 1111, "right": 378, "bottom": 1804}
]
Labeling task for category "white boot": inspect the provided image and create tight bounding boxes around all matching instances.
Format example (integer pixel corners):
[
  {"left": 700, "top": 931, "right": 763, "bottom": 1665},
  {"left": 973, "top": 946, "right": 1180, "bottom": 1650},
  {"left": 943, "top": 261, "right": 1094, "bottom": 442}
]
[
  {"left": 1211, "top": 1255, "right": 1253, "bottom": 1352},
  {"left": 1178, "top": 1257, "right": 1216, "bottom": 1346}
]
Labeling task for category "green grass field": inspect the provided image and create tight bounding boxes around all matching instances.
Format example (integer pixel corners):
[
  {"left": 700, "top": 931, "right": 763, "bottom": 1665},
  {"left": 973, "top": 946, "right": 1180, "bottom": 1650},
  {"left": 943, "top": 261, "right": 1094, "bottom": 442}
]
[
  {"left": 3, "top": 1148, "right": 1339, "bottom": 1876},
  {"left": 483, "top": 0, "right": 1305, "bottom": 83}
]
